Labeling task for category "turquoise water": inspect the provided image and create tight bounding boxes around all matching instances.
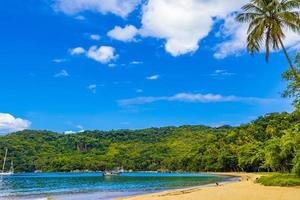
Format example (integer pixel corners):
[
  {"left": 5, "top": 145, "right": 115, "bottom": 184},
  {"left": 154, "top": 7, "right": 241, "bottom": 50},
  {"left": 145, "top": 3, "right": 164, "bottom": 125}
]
[{"left": 0, "top": 172, "right": 228, "bottom": 200}]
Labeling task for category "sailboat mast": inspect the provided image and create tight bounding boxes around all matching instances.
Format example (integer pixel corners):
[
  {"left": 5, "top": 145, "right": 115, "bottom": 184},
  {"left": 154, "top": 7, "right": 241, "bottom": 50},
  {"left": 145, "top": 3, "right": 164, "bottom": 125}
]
[
  {"left": 10, "top": 160, "right": 14, "bottom": 173},
  {"left": 2, "top": 148, "right": 8, "bottom": 173}
]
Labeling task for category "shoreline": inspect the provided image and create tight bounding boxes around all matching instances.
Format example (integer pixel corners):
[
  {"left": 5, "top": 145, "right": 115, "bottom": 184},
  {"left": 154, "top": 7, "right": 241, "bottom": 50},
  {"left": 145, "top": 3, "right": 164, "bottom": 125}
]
[
  {"left": 1, "top": 172, "right": 230, "bottom": 200},
  {"left": 115, "top": 173, "right": 300, "bottom": 200},
  {"left": 49, "top": 174, "right": 235, "bottom": 200}
]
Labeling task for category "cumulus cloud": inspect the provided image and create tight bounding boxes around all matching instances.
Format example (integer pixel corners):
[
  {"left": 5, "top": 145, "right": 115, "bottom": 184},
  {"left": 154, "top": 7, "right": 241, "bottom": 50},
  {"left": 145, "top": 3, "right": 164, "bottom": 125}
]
[
  {"left": 140, "top": 0, "right": 247, "bottom": 56},
  {"left": 87, "top": 46, "right": 117, "bottom": 64},
  {"left": 69, "top": 47, "right": 86, "bottom": 55},
  {"left": 146, "top": 74, "right": 160, "bottom": 80},
  {"left": 214, "top": 14, "right": 248, "bottom": 59},
  {"left": 118, "top": 93, "right": 278, "bottom": 106},
  {"left": 57, "top": 0, "right": 300, "bottom": 57},
  {"left": 54, "top": 0, "right": 141, "bottom": 18},
  {"left": 107, "top": 25, "right": 139, "bottom": 42},
  {"left": 0, "top": 113, "right": 31, "bottom": 135},
  {"left": 69, "top": 45, "right": 118, "bottom": 64}
]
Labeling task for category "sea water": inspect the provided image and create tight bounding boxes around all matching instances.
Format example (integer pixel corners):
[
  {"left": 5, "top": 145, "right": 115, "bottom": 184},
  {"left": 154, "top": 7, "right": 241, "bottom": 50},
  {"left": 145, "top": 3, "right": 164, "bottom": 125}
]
[{"left": 0, "top": 172, "right": 228, "bottom": 200}]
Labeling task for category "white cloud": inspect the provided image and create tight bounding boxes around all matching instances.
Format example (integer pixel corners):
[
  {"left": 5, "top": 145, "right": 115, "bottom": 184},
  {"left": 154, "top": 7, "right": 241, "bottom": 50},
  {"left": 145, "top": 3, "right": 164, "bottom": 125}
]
[
  {"left": 69, "top": 46, "right": 117, "bottom": 65},
  {"left": 107, "top": 25, "right": 138, "bottom": 42},
  {"left": 210, "top": 69, "right": 236, "bottom": 77},
  {"left": 0, "top": 113, "right": 31, "bottom": 135},
  {"left": 87, "top": 84, "right": 97, "bottom": 93},
  {"left": 54, "top": 69, "right": 69, "bottom": 78},
  {"left": 55, "top": 0, "right": 141, "bottom": 18},
  {"left": 130, "top": 61, "right": 143, "bottom": 65},
  {"left": 282, "top": 31, "right": 300, "bottom": 51},
  {"left": 87, "top": 46, "right": 117, "bottom": 64},
  {"left": 140, "top": 0, "right": 247, "bottom": 56},
  {"left": 214, "top": 14, "right": 248, "bottom": 59},
  {"left": 118, "top": 93, "right": 277, "bottom": 106},
  {"left": 214, "top": 13, "right": 300, "bottom": 59},
  {"left": 57, "top": 0, "right": 300, "bottom": 57},
  {"left": 64, "top": 125, "right": 85, "bottom": 134},
  {"left": 64, "top": 130, "right": 84, "bottom": 134},
  {"left": 69, "top": 47, "right": 86, "bottom": 55},
  {"left": 146, "top": 74, "right": 160, "bottom": 80},
  {"left": 64, "top": 130, "right": 77, "bottom": 134},
  {"left": 90, "top": 34, "right": 101, "bottom": 41}
]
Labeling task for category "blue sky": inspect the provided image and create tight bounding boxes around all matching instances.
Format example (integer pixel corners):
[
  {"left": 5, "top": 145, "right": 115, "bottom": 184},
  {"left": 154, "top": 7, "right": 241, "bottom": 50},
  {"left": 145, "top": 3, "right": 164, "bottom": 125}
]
[{"left": 0, "top": 0, "right": 297, "bottom": 134}]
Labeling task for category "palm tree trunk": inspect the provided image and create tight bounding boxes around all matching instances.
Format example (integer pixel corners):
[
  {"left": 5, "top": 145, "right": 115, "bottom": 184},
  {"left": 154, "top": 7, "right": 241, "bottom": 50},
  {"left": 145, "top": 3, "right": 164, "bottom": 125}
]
[{"left": 278, "top": 37, "right": 300, "bottom": 85}]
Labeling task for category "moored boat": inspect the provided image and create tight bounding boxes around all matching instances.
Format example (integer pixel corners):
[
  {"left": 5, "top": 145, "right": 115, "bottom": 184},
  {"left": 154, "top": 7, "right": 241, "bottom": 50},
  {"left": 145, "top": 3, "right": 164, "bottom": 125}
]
[
  {"left": 0, "top": 148, "right": 14, "bottom": 176},
  {"left": 104, "top": 171, "right": 120, "bottom": 176}
]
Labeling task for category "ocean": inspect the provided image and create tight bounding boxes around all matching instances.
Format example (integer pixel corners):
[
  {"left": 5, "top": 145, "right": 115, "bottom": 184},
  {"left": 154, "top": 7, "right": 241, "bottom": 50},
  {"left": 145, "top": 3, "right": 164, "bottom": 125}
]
[{"left": 0, "top": 172, "right": 228, "bottom": 200}]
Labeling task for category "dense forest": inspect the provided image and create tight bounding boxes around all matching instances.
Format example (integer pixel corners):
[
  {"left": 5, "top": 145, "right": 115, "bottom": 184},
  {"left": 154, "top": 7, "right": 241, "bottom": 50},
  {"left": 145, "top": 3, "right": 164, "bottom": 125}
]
[{"left": 0, "top": 109, "right": 299, "bottom": 176}]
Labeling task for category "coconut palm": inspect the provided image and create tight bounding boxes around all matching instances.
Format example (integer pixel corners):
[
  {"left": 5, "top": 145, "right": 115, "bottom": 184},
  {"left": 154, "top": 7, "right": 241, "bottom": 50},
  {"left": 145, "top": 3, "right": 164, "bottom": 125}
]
[{"left": 236, "top": 0, "right": 300, "bottom": 84}]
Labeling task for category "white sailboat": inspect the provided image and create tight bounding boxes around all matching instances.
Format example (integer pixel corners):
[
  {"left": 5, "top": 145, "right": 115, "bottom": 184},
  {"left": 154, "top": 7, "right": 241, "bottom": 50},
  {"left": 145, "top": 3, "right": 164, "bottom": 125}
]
[{"left": 0, "top": 148, "right": 14, "bottom": 176}]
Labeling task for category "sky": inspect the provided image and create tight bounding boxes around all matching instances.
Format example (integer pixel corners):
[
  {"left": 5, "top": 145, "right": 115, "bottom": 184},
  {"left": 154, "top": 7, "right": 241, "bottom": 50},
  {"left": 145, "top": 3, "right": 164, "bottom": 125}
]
[{"left": 0, "top": 0, "right": 299, "bottom": 134}]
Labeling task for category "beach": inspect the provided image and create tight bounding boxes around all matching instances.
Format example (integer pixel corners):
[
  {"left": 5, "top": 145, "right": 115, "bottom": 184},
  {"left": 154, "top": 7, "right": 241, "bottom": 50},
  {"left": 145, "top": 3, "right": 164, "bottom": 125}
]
[{"left": 116, "top": 173, "right": 300, "bottom": 200}]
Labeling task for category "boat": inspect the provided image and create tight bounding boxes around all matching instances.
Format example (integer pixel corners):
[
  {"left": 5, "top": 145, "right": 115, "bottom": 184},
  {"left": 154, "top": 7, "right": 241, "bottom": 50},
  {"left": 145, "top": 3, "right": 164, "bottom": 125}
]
[
  {"left": 103, "top": 166, "right": 124, "bottom": 176},
  {"left": 104, "top": 171, "right": 120, "bottom": 176},
  {"left": 0, "top": 148, "right": 14, "bottom": 176}
]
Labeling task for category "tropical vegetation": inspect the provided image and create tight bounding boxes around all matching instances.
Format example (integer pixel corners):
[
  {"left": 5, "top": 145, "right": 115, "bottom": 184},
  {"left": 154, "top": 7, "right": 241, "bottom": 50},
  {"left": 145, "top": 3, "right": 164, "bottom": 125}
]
[
  {"left": 0, "top": 109, "right": 299, "bottom": 177},
  {"left": 257, "top": 173, "right": 300, "bottom": 186}
]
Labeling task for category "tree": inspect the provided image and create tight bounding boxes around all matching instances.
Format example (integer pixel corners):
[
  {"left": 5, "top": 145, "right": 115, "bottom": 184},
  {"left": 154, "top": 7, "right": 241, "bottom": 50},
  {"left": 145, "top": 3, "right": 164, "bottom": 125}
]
[
  {"left": 293, "top": 152, "right": 300, "bottom": 176},
  {"left": 236, "top": 0, "right": 300, "bottom": 84},
  {"left": 282, "top": 53, "right": 300, "bottom": 106}
]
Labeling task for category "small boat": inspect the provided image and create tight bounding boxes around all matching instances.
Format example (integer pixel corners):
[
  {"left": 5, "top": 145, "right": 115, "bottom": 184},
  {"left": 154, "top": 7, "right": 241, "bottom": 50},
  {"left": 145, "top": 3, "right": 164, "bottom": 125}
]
[
  {"left": 0, "top": 148, "right": 14, "bottom": 176},
  {"left": 104, "top": 171, "right": 120, "bottom": 176}
]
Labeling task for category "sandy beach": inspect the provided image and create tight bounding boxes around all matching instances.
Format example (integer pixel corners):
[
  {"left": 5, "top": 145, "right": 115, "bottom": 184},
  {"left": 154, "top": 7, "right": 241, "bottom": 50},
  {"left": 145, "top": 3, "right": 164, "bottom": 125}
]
[{"left": 116, "top": 173, "right": 300, "bottom": 200}]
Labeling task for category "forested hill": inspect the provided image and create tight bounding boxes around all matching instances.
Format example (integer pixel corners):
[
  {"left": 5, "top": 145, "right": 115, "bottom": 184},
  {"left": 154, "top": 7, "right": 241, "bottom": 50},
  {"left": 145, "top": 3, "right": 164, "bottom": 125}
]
[{"left": 0, "top": 110, "right": 299, "bottom": 176}]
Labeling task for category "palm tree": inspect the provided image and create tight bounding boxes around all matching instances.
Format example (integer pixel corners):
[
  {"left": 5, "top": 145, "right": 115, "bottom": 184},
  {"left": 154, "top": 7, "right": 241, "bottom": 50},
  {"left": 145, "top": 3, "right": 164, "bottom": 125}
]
[{"left": 236, "top": 0, "right": 300, "bottom": 84}]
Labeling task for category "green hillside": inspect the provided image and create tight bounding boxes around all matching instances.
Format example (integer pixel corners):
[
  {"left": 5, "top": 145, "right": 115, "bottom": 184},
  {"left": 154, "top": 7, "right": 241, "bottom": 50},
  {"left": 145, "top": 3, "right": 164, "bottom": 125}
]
[{"left": 0, "top": 110, "right": 299, "bottom": 176}]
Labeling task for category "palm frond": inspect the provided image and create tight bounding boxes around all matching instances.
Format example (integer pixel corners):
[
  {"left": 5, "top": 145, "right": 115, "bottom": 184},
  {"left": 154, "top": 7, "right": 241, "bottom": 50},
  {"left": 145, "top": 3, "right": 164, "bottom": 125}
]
[
  {"left": 242, "top": 3, "right": 264, "bottom": 13},
  {"left": 247, "top": 21, "right": 266, "bottom": 53},
  {"left": 236, "top": 13, "right": 263, "bottom": 23},
  {"left": 278, "top": 11, "right": 300, "bottom": 32},
  {"left": 280, "top": 0, "right": 300, "bottom": 10},
  {"left": 247, "top": 16, "right": 266, "bottom": 34},
  {"left": 236, "top": 0, "right": 300, "bottom": 55}
]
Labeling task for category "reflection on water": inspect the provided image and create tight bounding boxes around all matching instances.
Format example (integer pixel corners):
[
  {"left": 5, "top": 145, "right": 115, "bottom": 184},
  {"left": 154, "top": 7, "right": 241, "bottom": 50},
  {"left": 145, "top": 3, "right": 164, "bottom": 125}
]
[{"left": 0, "top": 172, "right": 226, "bottom": 200}]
